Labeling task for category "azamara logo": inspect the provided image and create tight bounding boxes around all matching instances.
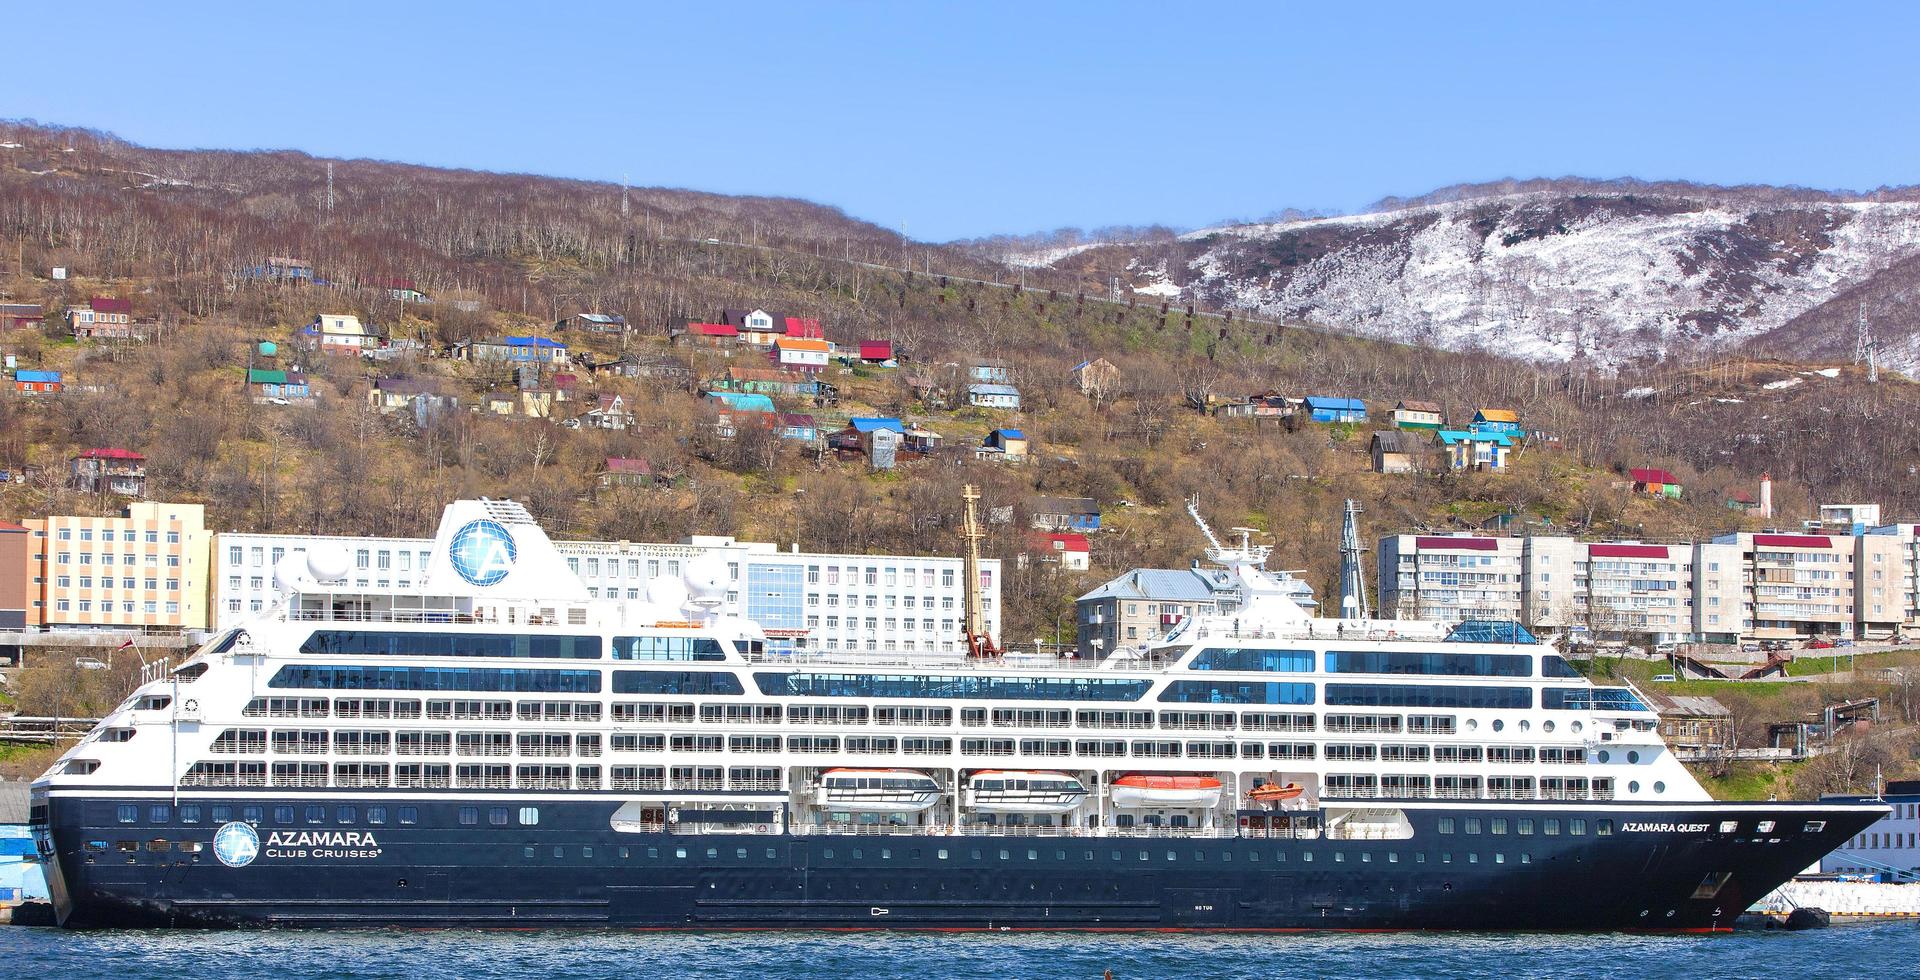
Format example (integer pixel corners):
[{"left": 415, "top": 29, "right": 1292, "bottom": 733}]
[
  {"left": 266, "top": 830, "right": 380, "bottom": 848},
  {"left": 1621, "top": 822, "right": 1709, "bottom": 833}
]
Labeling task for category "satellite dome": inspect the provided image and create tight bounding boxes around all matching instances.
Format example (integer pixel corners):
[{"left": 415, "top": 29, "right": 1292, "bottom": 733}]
[
  {"left": 645, "top": 576, "right": 689, "bottom": 612},
  {"left": 306, "top": 543, "right": 352, "bottom": 584},
  {"left": 271, "top": 552, "right": 310, "bottom": 592},
  {"left": 682, "top": 554, "right": 730, "bottom": 602}
]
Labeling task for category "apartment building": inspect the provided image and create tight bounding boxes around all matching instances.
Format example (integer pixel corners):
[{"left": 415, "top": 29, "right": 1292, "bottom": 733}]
[
  {"left": 211, "top": 531, "right": 999, "bottom": 652},
  {"left": 1711, "top": 532, "right": 1856, "bottom": 642},
  {"left": 1692, "top": 541, "right": 1747, "bottom": 643},
  {"left": 25, "top": 502, "right": 212, "bottom": 631},
  {"left": 0, "top": 521, "right": 32, "bottom": 630},
  {"left": 1377, "top": 534, "right": 1525, "bottom": 623},
  {"left": 1574, "top": 542, "right": 1692, "bottom": 642}
]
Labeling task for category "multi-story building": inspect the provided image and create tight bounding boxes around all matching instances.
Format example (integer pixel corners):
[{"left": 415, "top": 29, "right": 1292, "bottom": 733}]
[
  {"left": 1713, "top": 531, "right": 1855, "bottom": 642},
  {"left": 1867, "top": 523, "right": 1920, "bottom": 638},
  {"left": 0, "top": 521, "right": 33, "bottom": 631},
  {"left": 1692, "top": 541, "right": 1747, "bottom": 643},
  {"left": 25, "top": 502, "right": 212, "bottom": 631},
  {"left": 1822, "top": 780, "right": 1920, "bottom": 875},
  {"left": 211, "top": 532, "right": 999, "bottom": 652},
  {"left": 1074, "top": 566, "right": 1316, "bottom": 659},
  {"left": 1377, "top": 534, "right": 1525, "bottom": 623},
  {"left": 1574, "top": 542, "right": 1692, "bottom": 642}
]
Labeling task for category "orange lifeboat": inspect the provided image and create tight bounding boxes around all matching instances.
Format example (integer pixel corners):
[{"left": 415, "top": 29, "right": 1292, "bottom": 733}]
[
  {"left": 1247, "top": 782, "right": 1305, "bottom": 803},
  {"left": 1109, "top": 774, "right": 1224, "bottom": 809}
]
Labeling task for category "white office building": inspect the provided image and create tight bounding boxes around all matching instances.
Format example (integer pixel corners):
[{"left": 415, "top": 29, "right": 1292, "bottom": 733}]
[{"left": 212, "top": 531, "right": 999, "bottom": 652}]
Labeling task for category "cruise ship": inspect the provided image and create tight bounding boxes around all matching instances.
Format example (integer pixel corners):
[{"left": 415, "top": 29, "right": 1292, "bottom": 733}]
[{"left": 31, "top": 498, "right": 1886, "bottom": 930}]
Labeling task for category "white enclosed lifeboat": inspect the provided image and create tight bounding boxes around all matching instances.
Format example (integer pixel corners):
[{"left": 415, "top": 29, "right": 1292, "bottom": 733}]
[
  {"left": 1109, "top": 774, "right": 1224, "bottom": 809},
  {"left": 813, "top": 769, "right": 942, "bottom": 812},
  {"left": 962, "top": 771, "right": 1089, "bottom": 815}
]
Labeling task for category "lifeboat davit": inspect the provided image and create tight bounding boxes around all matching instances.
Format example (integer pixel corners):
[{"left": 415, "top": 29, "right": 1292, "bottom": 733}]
[
  {"left": 815, "top": 768, "right": 942, "bottom": 812},
  {"left": 963, "top": 770, "right": 1089, "bottom": 815},
  {"left": 1108, "top": 774, "right": 1223, "bottom": 809},
  {"left": 1247, "top": 782, "right": 1305, "bottom": 803}
]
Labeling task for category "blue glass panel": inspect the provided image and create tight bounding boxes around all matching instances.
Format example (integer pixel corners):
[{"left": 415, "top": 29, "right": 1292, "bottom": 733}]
[
  {"left": 1158, "top": 680, "right": 1315, "bottom": 705},
  {"left": 1443, "top": 621, "right": 1538, "bottom": 644},
  {"left": 1187, "top": 648, "right": 1314, "bottom": 672},
  {"left": 1542, "top": 687, "right": 1649, "bottom": 711},
  {"left": 611, "top": 670, "right": 745, "bottom": 695},
  {"left": 611, "top": 636, "right": 727, "bottom": 661},
  {"left": 1324, "top": 683, "right": 1531, "bottom": 709},
  {"left": 299, "top": 630, "right": 602, "bottom": 660},
  {"left": 1325, "top": 650, "right": 1532, "bottom": 677},
  {"left": 268, "top": 664, "right": 602, "bottom": 693},
  {"left": 754, "top": 672, "right": 1149, "bottom": 702},
  {"left": 1541, "top": 656, "right": 1585, "bottom": 678}
]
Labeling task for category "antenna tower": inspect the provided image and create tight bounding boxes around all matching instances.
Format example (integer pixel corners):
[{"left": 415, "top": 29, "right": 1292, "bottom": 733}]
[
  {"left": 325, "top": 161, "right": 335, "bottom": 215},
  {"left": 621, "top": 173, "right": 630, "bottom": 218},
  {"left": 1339, "top": 499, "right": 1372, "bottom": 620},
  {"left": 1186, "top": 494, "right": 1270, "bottom": 568}
]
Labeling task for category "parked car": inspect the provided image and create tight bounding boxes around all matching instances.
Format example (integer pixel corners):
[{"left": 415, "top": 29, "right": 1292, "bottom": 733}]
[
  {"left": 1835, "top": 639, "right": 1856, "bottom": 648},
  {"left": 1740, "top": 643, "right": 1762, "bottom": 653},
  {"left": 1652, "top": 673, "right": 1678, "bottom": 683},
  {"left": 1806, "top": 639, "right": 1836, "bottom": 650},
  {"left": 73, "top": 657, "right": 108, "bottom": 670}
]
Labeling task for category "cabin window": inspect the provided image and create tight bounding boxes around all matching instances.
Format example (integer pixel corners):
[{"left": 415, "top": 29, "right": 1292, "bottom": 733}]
[{"left": 116, "top": 805, "right": 138, "bottom": 824}]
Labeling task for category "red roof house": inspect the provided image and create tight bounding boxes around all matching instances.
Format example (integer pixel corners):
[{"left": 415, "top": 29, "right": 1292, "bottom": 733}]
[
  {"left": 784, "top": 316, "right": 824, "bottom": 339},
  {"left": 858, "top": 340, "right": 894, "bottom": 363},
  {"left": 1630, "top": 468, "right": 1683, "bottom": 498}
]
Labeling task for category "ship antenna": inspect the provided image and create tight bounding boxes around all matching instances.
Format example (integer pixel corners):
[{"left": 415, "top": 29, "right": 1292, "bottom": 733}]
[{"left": 1187, "top": 493, "right": 1270, "bottom": 568}]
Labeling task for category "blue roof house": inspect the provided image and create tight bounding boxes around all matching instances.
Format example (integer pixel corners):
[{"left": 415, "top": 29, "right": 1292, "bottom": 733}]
[
  {"left": 967, "top": 383, "right": 1022, "bottom": 410},
  {"left": 1303, "top": 396, "right": 1367, "bottom": 423},
  {"left": 848, "top": 417, "right": 906, "bottom": 434},
  {"left": 703, "top": 391, "right": 777, "bottom": 413},
  {"left": 1435, "top": 429, "right": 1514, "bottom": 472}
]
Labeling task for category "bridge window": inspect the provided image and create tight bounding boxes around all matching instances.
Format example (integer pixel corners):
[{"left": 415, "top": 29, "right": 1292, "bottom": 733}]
[
  {"left": 1158, "top": 680, "right": 1314, "bottom": 705},
  {"left": 300, "top": 630, "right": 602, "bottom": 660},
  {"left": 612, "top": 671, "right": 745, "bottom": 696},
  {"left": 1187, "top": 648, "right": 1314, "bottom": 672},
  {"left": 612, "top": 636, "right": 727, "bottom": 661},
  {"left": 1325, "top": 684, "right": 1531, "bottom": 710},
  {"left": 269, "top": 665, "right": 602, "bottom": 694},
  {"left": 1326, "top": 650, "right": 1532, "bottom": 677}
]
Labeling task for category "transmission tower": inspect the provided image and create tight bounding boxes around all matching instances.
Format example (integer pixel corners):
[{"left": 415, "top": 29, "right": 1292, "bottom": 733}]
[
  {"left": 1855, "top": 301, "right": 1879, "bottom": 383},
  {"left": 621, "top": 173, "right": 630, "bottom": 218},
  {"left": 325, "top": 161, "right": 335, "bottom": 215}
]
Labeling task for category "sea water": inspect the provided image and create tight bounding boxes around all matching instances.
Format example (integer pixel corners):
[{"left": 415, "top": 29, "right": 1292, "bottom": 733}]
[{"left": 4, "top": 923, "right": 1918, "bottom": 979}]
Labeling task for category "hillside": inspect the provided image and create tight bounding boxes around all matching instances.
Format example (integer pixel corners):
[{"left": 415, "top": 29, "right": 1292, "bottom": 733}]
[
  {"left": 7, "top": 124, "right": 1920, "bottom": 648},
  {"left": 1005, "top": 179, "right": 1920, "bottom": 375}
]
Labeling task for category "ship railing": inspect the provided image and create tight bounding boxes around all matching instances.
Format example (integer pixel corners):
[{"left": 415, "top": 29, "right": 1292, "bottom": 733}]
[
  {"left": 1105, "top": 827, "right": 1238, "bottom": 839},
  {"left": 454, "top": 775, "right": 513, "bottom": 789},
  {"left": 272, "top": 745, "right": 329, "bottom": 756},
  {"left": 991, "top": 719, "right": 1073, "bottom": 729},
  {"left": 1237, "top": 826, "right": 1323, "bottom": 841},
  {"left": 792, "top": 823, "right": 939, "bottom": 837},
  {"left": 729, "top": 779, "right": 783, "bottom": 792},
  {"left": 179, "top": 773, "right": 270, "bottom": 788},
  {"left": 335, "top": 746, "right": 390, "bottom": 756},
  {"left": 518, "top": 776, "right": 573, "bottom": 790},
  {"left": 611, "top": 778, "right": 668, "bottom": 792},
  {"left": 516, "top": 746, "right": 572, "bottom": 758},
  {"left": 671, "top": 779, "right": 727, "bottom": 792},
  {"left": 455, "top": 747, "right": 514, "bottom": 757},
  {"left": 1157, "top": 721, "right": 1238, "bottom": 732},
  {"left": 393, "top": 775, "right": 453, "bottom": 789},
  {"left": 901, "top": 745, "right": 949, "bottom": 755},
  {"left": 335, "top": 774, "right": 388, "bottom": 788},
  {"left": 744, "top": 650, "right": 1179, "bottom": 673},
  {"left": 270, "top": 775, "right": 330, "bottom": 788}
]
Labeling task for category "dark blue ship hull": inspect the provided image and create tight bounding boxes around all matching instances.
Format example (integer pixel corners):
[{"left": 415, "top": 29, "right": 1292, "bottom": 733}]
[{"left": 39, "top": 792, "right": 1881, "bottom": 931}]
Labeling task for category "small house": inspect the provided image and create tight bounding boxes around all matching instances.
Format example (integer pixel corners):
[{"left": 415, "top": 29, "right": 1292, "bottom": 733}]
[
  {"left": 1025, "top": 531, "right": 1091, "bottom": 571},
  {"left": 1436, "top": 429, "right": 1513, "bottom": 471},
  {"left": 1392, "top": 400, "right": 1444, "bottom": 431},
  {"left": 581, "top": 393, "right": 634, "bottom": 431},
  {"left": 703, "top": 391, "right": 777, "bottom": 414},
  {"left": 723, "top": 308, "right": 786, "bottom": 346},
  {"left": 1030, "top": 496, "right": 1101, "bottom": 532},
  {"left": 902, "top": 423, "right": 943, "bottom": 454},
  {"left": 857, "top": 340, "right": 895, "bottom": 365},
  {"left": 1370, "top": 430, "right": 1417, "bottom": 474},
  {"left": 382, "top": 277, "right": 427, "bottom": 303},
  {"left": 248, "top": 368, "right": 312, "bottom": 402},
  {"left": 967, "top": 383, "right": 1021, "bottom": 410},
  {"left": 981, "top": 428, "right": 1028, "bottom": 460},
  {"left": 971, "top": 360, "right": 1013, "bottom": 385},
  {"left": 558, "top": 313, "right": 628, "bottom": 335},
  {"left": 1303, "top": 396, "right": 1367, "bottom": 424},
  {"left": 1069, "top": 358, "right": 1121, "bottom": 399},
  {"left": 1214, "top": 390, "right": 1293, "bottom": 420},
  {"left": 303, "top": 314, "right": 380, "bottom": 355},
  {"left": 1631, "top": 468, "right": 1683, "bottom": 499},
  {"left": 1726, "top": 489, "right": 1759, "bottom": 513},
  {"left": 1, "top": 303, "right": 45, "bottom": 332},
  {"left": 772, "top": 335, "right": 831, "bottom": 374},
  {"left": 1472, "top": 408, "right": 1522, "bottom": 436},
  {"left": 710, "top": 367, "right": 818, "bottom": 398},
  {"left": 13, "top": 369, "right": 61, "bottom": 394},
  {"left": 468, "top": 336, "right": 569, "bottom": 366},
  {"left": 831, "top": 417, "right": 906, "bottom": 470},
  {"left": 66, "top": 297, "right": 143, "bottom": 341},
  {"left": 598, "top": 457, "right": 660, "bottom": 489},
  {"left": 70, "top": 448, "right": 146, "bottom": 497},
  {"left": 244, "top": 256, "right": 315, "bottom": 282},
  {"left": 783, "top": 316, "right": 824, "bottom": 339},
  {"left": 779, "top": 413, "right": 820, "bottom": 442},
  {"left": 675, "top": 322, "right": 738, "bottom": 347}
]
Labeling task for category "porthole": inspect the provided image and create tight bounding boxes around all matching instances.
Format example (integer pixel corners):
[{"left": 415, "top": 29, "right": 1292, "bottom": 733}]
[
  {"left": 1466, "top": 719, "right": 1479, "bottom": 732},
  {"left": 1543, "top": 721, "right": 1555, "bottom": 733},
  {"left": 1492, "top": 720, "right": 1504, "bottom": 732},
  {"left": 1519, "top": 720, "right": 1531, "bottom": 733},
  {"left": 1629, "top": 781, "right": 1641, "bottom": 793},
  {"left": 1570, "top": 721, "right": 1583, "bottom": 733},
  {"left": 1597, "top": 750, "right": 1611, "bottom": 763},
  {"left": 1654, "top": 781, "right": 1666, "bottom": 794},
  {"left": 1627, "top": 750, "right": 1640, "bottom": 764}
]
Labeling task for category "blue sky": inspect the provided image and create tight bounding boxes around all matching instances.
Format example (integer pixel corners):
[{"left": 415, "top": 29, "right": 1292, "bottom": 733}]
[{"left": 5, "top": 1, "right": 1918, "bottom": 241}]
